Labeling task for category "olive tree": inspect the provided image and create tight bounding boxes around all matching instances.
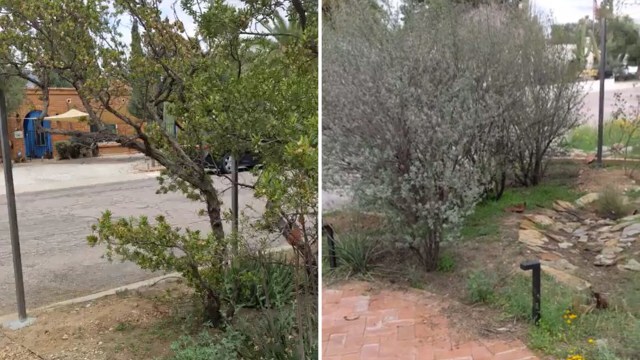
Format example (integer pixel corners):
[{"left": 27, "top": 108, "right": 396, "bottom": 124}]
[
  {"left": 507, "top": 13, "right": 584, "bottom": 186},
  {"left": 324, "top": 1, "right": 584, "bottom": 271},
  {"left": 323, "top": 2, "right": 488, "bottom": 271}
]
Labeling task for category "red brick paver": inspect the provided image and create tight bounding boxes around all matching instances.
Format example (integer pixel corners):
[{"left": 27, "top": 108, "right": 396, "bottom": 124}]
[{"left": 322, "top": 282, "right": 539, "bottom": 360}]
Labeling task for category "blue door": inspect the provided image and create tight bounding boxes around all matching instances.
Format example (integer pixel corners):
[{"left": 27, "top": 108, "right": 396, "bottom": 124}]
[{"left": 23, "top": 111, "right": 53, "bottom": 159}]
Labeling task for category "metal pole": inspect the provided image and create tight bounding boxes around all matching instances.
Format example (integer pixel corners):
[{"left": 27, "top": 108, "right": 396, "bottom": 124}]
[
  {"left": 520, "top": 259, "right": 541, "bottom": 325},
  {"left": 323, "top": 224, "right": 338, "bottom": 269},
  {"left": 0, "top": 89, "right": 28, "bottom": 321},
  {"left": 231, "top": 153, "right": 239, "bottom": 254},
  {"left": 596, "top": 15, "right": 607, "bottom": 167}
]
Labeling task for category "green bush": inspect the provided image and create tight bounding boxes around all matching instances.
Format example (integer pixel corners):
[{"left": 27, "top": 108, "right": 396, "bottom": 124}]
[
  {"left": 68, "top": 143, "right": 83, "bottom": 159},
  {"left": 235, "top": 304, "right": 318, "bottom": 360},
  {"left": 466, "top": 270, "right": 496, "bottom": 303},
  {"left": 437, "top": 252, "right": 456, "bottom": 273},
  {"left": 222, "top": 253, "right": 295, "bottom": 310},
  {"left": 170, "top": 331, "right": 243, "bottom": 360},
  {"left": 55, "top": 141, "right": 71, "bottom": 159},
  {"left": 595, "top": 186, "right": 631, "bottom": 220},
  {"left": 170, "top": 304, "right": 318, "bottom": 360},
  {"left": 333, "top": 233, "right": 383, "bottom": 275}
]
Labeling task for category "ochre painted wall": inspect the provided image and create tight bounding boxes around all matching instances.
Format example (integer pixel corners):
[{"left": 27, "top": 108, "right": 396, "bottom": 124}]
[{"left": 2, "top": 88, "right": 140, "bottom": 160}]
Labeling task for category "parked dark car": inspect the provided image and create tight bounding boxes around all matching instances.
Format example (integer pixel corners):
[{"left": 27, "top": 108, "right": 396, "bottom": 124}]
[
  {"left": 203, "top": 151, "right": 260, "bottom": 174},
  {"left": 595, "top": 68, "right": 614, "bottom": 79}
]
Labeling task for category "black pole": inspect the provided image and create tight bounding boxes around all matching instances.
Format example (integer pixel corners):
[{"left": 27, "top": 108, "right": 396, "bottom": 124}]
[
  {"left": 231, "top": 154, "right": 239, "bottom": 254},
  {"left": 323, "top": 224, "right": 338, "bottom": 269},
  {"left": 596, "top": 15, "right": 607, "bottom": 167},
  {"left": 520, "top": 259, "right": 541, "bottom": 325},
  {"left": 0, "top": 89, "right": 28, "bottom": 321}
]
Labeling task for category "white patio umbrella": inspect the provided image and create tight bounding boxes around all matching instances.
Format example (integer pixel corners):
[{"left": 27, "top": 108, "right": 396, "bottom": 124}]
[{"left": 43, "top": 109, "right": 89, "bottom": 122}]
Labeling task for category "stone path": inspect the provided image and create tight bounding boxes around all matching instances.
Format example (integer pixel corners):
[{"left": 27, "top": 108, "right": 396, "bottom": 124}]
[
  {"left": 516, "top": 197, "right": 640, "bottom": 291},
  {"left": 323, "top": 282, "right": 539, "bottom": 360}
]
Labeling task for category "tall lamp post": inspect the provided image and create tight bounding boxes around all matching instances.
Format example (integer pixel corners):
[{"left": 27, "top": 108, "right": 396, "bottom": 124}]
[
  {"left": 0, "top": 89, "right": 34, "bottom": 329},
  {"left": 596, "top": 4, "right": 607, "bottom": 168}
]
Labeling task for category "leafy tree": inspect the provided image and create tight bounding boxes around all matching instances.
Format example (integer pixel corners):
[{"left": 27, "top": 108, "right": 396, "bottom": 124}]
[
  {"left": 0, "top": 66, "right": 26, "bottom": 114},
  {"left": 0, "top": 0, "right": 317, "bottom": 328}
]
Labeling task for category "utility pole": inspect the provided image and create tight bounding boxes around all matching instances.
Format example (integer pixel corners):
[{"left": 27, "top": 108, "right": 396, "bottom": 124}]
[
  {"left": 596, "top": 8, "right": 607, "bottom": 167},
  {"left": 231, "top": 154, "right": 239, "bottom": 255},
  {"left": 0, "top": 89, "right": 34, "bottom": 329}
]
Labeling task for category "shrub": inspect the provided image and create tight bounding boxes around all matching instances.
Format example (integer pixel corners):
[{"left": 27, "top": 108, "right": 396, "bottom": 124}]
[
  {"left": 323, "top": 1, "right": 584, "bottom": 271},
  {"left": 222, "top": 253, "right": 295, "bottom": 311},
  {"left": 334, "top": 233, "right": 383, "bottom": 275},
  {"left": 88, "top": 213, "right": 228, "bottom": 327},
  {"left": 466, "top": 270, "right": 496, "bottom": 303},
  {"left": 170, "top": 331, "right": 243, "bottom": 360},
  {"left": 170, "top": 304, "right": 318, "bottom": 360},
  {"left": 437, "top": 252, "right": 456, "bottom": 273},
  {"left": 55, "top": 141, "right": 71, "bottom": 159},
  {"left": 595, "top": 186, "right": 631, "bottom": 220},
  {"left": 235, "top": 304, "right": 318, "bottom": 360},
  {"left": 68, "top": 143, "right": 82, "bottom": 159}
]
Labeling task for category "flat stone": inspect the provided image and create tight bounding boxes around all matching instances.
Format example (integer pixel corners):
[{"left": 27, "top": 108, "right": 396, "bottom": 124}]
[
  {"left": 524, "top": 214, "right": 555, "bottom": 227},
  {"left": 596, "top": 219, "right": 616, "bottom": 226},
  {"left": 576, "top": 193, "right": 600, "bottom": 207},
  {"left": 621, "top": 223, "right": 640, "bottom": 241},
  {"left": 601, "top": 246, "right": 624, "bottom": 255},
  {"left": 578, "top": 235, "right": 589, "bottom": 243},
  {"left": 520, "top": 220, "right": 538, "bottom": 230},
  {"left": 573, "top": 227, "right": 589, "bottom": 237},
  {"left": 583, "top": 242, "right": 604, "bottom": 252},
  {"left": 539, "top": 252, "right": 562, "bottom": 261},
  {"left": 620, "top": 237, "right": 637, "bottom": 243},
  {"left": 597, "top": 226, "right": 613, "bottom": 233},
  {"left": 611, "top": 221, "right": 635, "bottom": 232},
  {"left": 594, "top": 253, "right": 619, "bottom": 266},
  {"left": 544, "top": 230, "right": 567, "bottom": 243},
  {"left": 558, "top": 242, "right": 574, "bottom": 249},
  {"left": 621, "top": 259, "right": 640, "bottom": 271},
  {"left": 541, "top": 265, "right": 591, "bottom": 291},
  {"left": 596, "top": 232, "right": 617, "bottom": 241},
  {"left": 564, "top": 222, "right": 581, "bottom": 231},
  {"left": 541, "top": 258, "right": 578, "bottom": 272},
  {"left": 518, "top": 229, "right": 548, "bottom": 247},
  {"left": 553, "top": 200, "right": 576, "bottom": 212},
  {"left": 620, "top": 214, "right": 640, "bottom": 222},
  {"left": 604, "top": 238, "right": 619, "bottom": 247}
]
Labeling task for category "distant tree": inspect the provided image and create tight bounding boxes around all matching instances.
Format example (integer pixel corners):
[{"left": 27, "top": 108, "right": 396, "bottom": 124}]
[
  {"left": 48, "top": 71, "right": 73, "bottom": 87},
  {"left": 0, "top": 67, "right": 26, "bottom": 113},
  {"left": 127, "top": 19, "right": 148, "bottom": 119}
]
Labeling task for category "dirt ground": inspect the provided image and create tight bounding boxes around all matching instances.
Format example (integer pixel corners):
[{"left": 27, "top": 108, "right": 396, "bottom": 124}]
[
  {"left": 0, "top": 280, "right": 199, "bottom": 360},
  {"left": 323, "top": 159, "right": 640, "bottom": 349}
]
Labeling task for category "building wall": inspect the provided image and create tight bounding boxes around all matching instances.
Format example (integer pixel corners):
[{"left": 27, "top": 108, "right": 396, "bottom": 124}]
[{"left": 3, "top": 88, "right": 140, "bottom": 160}]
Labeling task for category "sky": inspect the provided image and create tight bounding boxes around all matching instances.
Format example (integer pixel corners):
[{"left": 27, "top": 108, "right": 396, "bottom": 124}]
[
  {"left": 384, "top": 0, "right": 640, "bottom": 24},
  {"left": 534, "top": 0, "right": 640, "bottom": 24}
]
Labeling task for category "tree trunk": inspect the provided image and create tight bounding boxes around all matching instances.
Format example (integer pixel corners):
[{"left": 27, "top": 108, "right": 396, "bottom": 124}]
[
  {"left": 421, "top": 229, "right": 440, "bottom": 272},
  {"left": 494, "top": 170, "right": 507, "bottom": 201},
  {"left": 202, "top": 188, "right": 225, "bottom": 240},
  {"left": 203, "top": 288, "right": 223, "bottom": 327}
]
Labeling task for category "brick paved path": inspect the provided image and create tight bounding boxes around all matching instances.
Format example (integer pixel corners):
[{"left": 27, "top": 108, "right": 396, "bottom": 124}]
[{"left": 323, "top": 282, "right": 540, "bottom": 360}]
